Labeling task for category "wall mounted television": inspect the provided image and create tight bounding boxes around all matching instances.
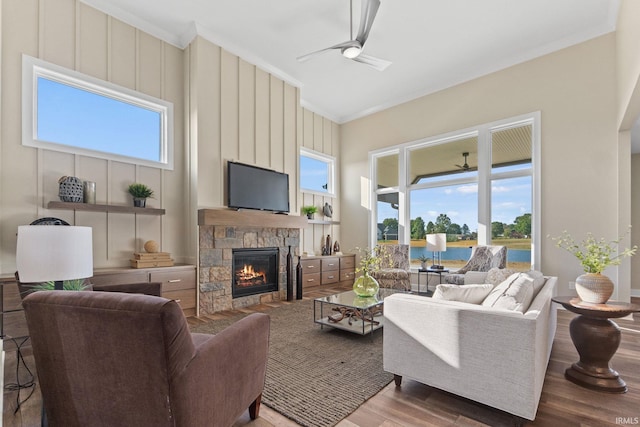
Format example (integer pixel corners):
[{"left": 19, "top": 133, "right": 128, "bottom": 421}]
[{"left": 227, "top": 161, "right": 290, "bottom": 213}]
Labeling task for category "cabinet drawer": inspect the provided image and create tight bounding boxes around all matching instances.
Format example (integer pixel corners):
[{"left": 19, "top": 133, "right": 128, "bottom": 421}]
[
  {"left": 150, "top": 270, "right": 196, "bottom": 292},
  {"left": 340, "top": 269, "right": 355, "bottom": 282},
  {"left": 90, "top": 271, "right": 149, "bottom": 286},
  {"left": 321, "top": 257, "right": 339, "bottom": 271},
  {"left": 163, "top": 289, "right": 196, "bottom": 310},
  {"left": 321, "top": 271, "right": 339, "bottom": 285},
  {"left": 300, "top": 259, "right": 321, "bottom": 273},
  {"left": 340, "top": 256, "right": 355, "bottom": 269},
  {"left": 302, "top": 273, "right": 321, "bottom": 288}
]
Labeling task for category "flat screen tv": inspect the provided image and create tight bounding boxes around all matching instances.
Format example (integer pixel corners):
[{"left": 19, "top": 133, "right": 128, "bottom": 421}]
[{"left": 227, "top": 161, "right": 290, "bottom": 213}]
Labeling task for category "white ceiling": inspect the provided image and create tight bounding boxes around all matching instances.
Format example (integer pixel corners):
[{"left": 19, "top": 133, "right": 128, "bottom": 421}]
[{"left": 81, "top": 0, "right": 619, "bottom": 124}]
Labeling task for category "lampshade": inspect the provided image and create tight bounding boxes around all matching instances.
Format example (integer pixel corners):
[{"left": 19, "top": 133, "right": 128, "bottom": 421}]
[
  {"left": 426, "top": 233, "right": 447, "bottom": 252},
  {"left": 16, "top": 225, "right": 93, "bottom": 283}
]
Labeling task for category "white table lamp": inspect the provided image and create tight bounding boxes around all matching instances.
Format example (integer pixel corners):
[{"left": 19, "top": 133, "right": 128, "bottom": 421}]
[
  {"left": 426, "top": 233, "right": 447, "bottom": 269},
  {"left": 16, "top": 225, "right": 93, "bottom": 290}
]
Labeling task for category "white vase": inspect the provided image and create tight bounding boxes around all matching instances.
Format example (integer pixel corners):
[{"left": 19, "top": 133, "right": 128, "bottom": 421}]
[{"left": 575, "top": 273, "right": 614, "bottom": 304}]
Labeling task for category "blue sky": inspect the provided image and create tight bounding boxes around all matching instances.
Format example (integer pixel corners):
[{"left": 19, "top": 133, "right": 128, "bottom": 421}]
[{"left": 37, "top": 77, "right": 161, "bottom": 161}]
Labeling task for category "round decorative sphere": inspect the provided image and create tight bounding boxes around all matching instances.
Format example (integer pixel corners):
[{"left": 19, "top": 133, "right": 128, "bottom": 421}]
[{"left": 144, "top": 240, "right": 159, "bottom": 253}]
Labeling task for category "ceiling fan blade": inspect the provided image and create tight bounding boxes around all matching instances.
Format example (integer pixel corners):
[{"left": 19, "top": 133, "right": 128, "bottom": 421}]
[
  {"left": 355, "top": 0, "right": 381, "bottom": 46},
  {"left": 351, "top": 53, "right": 391, "bottom": 71},
  {"left": 296, "top": 41, "right": 355, "bottom": 62}
]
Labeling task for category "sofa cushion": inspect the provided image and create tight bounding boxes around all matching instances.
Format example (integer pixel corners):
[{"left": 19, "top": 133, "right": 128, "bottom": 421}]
[
  {"left": 481, "top": 272, "right": 535, "bottom": 313},
  {"left": 432, "top": 284, "right": 494, "bottom": 304},
  {"left": 485, "top": 267, "right": 518, "bottom": 286}
]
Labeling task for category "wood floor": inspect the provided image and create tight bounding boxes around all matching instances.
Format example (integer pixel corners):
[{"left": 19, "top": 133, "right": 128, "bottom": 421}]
[{"left": 3, "top": 285, "right": 639, "bottom": 427}]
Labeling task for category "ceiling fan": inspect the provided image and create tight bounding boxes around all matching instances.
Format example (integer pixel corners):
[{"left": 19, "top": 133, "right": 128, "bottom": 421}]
[
  {"left": 296, "top": 0, "right": 391, "bottom": 71},
  {"left": 455, "top": 152, "right": 471, "bottom": 170}
]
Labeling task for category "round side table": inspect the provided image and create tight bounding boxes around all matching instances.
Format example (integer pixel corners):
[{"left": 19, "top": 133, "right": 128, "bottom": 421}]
[{"left": 552, "top": 296, "right": 640, "bottom": 393}]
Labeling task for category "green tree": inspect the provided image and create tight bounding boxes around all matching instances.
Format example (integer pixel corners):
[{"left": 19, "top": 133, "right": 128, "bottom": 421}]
[
  {"left": 382, "top": 218, "right": 398, "bottom": 229},
  {"left": 513, "top": 213, "right": 532, "bottom": 237},
  {"left": 426, "top": 221, "right": 436, "bottom": 234},
  {"left": 461, "top": 224, "right": 470, "bottom": 236},
  {"left": 434, "top": 214, "right": 451, "bottom": 233},
  {"left": 492, "top": 221, "right": 505, "bottom": 238},
  {"left": 447, "top": 223, "right": 462, "bottom": 235},
  {"left": 411, "top": 217, "right": 426, "bottom": 240}
]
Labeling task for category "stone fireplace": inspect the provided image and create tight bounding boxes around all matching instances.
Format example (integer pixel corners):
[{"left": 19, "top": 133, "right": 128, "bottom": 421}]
[{"left": 198, "top": 209, "right": 307, "bottom": 314}]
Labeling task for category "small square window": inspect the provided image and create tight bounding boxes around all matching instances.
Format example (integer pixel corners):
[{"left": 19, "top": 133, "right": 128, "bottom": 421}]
[{"left": 300, "top": 148, "right": 335, "bottom": 196}]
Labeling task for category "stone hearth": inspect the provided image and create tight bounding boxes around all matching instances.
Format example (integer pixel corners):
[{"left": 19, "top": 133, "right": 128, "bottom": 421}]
[{"left": 198, "top": 209, "right": 306, "bottom": 314}]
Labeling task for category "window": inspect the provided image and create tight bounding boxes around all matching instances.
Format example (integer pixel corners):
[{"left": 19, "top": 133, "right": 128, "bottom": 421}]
[
  {"left": 300, "top": 148, "right": 335, "bottom": 196},
  {"left": 22, "top": 55, "right": 174, "bottom": 169},
  {"left": 370, "top": 113, "right": 540, "bottom": 270}
]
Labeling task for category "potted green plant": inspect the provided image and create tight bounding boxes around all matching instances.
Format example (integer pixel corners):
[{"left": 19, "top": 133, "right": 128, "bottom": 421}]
[
  {"left": 128, "top": 183, "right": 154, "bottom": 208},
  {"left": 549, "top": 229, "right": 637, "bottom": 303},
  {"left": 32, "top": 279, "right": 91, "bottom": 292},
  {"left": 417, "top": 254, "right": 430, "bottom": 270},
  {"left": 301, "top": 205, "right": 318, "bottom": 219},
  {"left": 352, "top": 246, "right": 391, "bottom": 297}
]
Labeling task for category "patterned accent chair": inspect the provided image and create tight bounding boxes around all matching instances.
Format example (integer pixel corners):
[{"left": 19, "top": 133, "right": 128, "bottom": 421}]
[
  {"left": 370, "top": 244, "right": 411, "bottom": 291},
  {"left": 443, "top": 245, "right": 507, "bottom": 285}
]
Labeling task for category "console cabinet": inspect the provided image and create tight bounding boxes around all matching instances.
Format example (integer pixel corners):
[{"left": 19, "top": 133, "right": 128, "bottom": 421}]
[
  {"left": 91, "top": 264, "right": 197, "bottom": 317},
  {"left": 300, "top": 254, "right": 355, "bottom": 291}
]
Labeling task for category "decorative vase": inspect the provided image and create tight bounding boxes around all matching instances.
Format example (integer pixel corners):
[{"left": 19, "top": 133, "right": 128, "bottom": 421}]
[
  {"left": 575, "top": 273, "right": 614, "bottom": 304},
  {"left": 353, "top": 273, "right": 380, "bottom": 297},
  {"left": 58, "top": 176, "right": 84, "bottom": 202},
  {"left": 133, "top": 197, "right": 146, "bottom": 208}
]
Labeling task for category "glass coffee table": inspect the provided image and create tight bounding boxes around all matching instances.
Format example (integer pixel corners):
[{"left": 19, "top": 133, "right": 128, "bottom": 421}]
[{"left": 313, "top": 288, "right": 403, "bottom": 335}]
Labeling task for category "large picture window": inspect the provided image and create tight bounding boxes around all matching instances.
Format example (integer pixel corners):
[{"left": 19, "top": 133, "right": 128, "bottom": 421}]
[
  {"left": 22, "top": 55, "right": 174, "bottom": 169},
  {"left": 371, "top": 113, "right": 540, "bottom": 271}
]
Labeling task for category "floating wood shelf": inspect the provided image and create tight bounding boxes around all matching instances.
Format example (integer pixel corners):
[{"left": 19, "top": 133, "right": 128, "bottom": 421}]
[
  {"left": 307, "top": 219, "right": 340, "bottom": 225},
  {"left": 48, "top": 201, "right": 165, "bottom": 215}
]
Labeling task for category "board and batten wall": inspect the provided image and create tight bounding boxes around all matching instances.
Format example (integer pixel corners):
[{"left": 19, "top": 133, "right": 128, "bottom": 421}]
[
  {"left": 1, "top": 0, "right": 181, "bottom": 272},
  {"left": 186, "top": 36, "right": 340, "bottom": 259}
]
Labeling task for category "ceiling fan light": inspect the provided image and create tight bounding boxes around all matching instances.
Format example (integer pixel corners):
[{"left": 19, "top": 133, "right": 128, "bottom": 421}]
[{"left": 342, "top": 46, "right": 362, "bottom": 59}]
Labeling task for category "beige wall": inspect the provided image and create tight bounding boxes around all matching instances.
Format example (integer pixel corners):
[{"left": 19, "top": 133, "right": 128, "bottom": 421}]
[
  {"left": 340, "top": 34, "right": 621, "bottom": 297},
  {"left": 185, "top": 36, "right": 341, "bottom": 260},
  {"left": 617, "top": 0, "right": 640, "bottom": 297},
  {"left": 0, "top": 0, "right": 186, "bottom": 272}
]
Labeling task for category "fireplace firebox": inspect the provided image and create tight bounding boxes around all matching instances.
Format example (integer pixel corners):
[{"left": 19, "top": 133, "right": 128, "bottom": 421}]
[{"left": 232, "top": 248, "right": 279, "bottom": 298}]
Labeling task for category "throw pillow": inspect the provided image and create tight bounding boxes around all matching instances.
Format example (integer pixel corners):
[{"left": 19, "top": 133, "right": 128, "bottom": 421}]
[
  {"left": 485, "top": 267, "right": 518, "bottom": 286},
  {"left": 524, "top": 270, "right": 546, "bottom": 296},
  {"left": 432, "top": 284, "right": 494, "bottom": 304},
  {"left": 481, "top": 272, "right": 535, "bottom": 313}
]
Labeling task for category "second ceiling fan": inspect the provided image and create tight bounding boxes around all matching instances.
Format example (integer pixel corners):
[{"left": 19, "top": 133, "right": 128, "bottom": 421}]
[{"left": 297, "top": 0, "right": 391, "bottom": 71}]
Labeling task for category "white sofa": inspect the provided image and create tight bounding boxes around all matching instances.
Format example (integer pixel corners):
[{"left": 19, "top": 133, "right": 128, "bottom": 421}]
[{"left": 383, "top": 275, "right": 557, "bottom": 421}]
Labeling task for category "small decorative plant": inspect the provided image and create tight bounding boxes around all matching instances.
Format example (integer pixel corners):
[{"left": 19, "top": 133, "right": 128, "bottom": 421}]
[
  {"left": 301, "top": 205, "right": 318, "bottom": 219},
  {"left": 32, "top": 279, "right": 90, "bottom": 292},
  {"left": 417, "top": 254, "right": 430, "bottom": 268},
  {"left": 128, "top": 183, "right": 154, "bottom": 199},
  {"left": 354, "top": 246, "right": 391, "bottom": 276},
  {"left": 128, "top": 183, "right": 154, "bottom": 207},
  {"left": 549, "top": 228, "right": 637, "bottom": 274}
]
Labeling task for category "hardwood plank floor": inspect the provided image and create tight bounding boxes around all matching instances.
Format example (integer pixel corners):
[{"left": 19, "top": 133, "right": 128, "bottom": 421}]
[{"left": 4, "top": 286, "right": 639, "bottom": 427}]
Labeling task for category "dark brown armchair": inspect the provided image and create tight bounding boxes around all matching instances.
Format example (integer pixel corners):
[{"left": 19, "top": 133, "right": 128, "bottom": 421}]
[{"left": 23, "top": 291, "right": 270, "bottom": 427}]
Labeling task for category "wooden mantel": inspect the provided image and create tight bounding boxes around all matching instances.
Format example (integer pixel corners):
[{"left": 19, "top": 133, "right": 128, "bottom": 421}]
[{"left": 198, "top": 208, "right": 308, "bottom": 229}]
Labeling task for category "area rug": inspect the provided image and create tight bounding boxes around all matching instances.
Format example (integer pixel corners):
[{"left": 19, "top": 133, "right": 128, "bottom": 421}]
[{"left": 190, "top": 299, "right": 393, "bottom": 427}]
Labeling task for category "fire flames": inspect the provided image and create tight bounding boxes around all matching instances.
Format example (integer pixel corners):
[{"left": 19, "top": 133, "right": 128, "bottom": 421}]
[{"left": 235, "top": 264, "right": 266, "bottom": 287}]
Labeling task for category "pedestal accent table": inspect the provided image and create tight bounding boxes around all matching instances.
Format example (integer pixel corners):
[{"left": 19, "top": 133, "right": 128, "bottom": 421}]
[{"left": 552, "top": 296, "right": 640, "bottom": 393}]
